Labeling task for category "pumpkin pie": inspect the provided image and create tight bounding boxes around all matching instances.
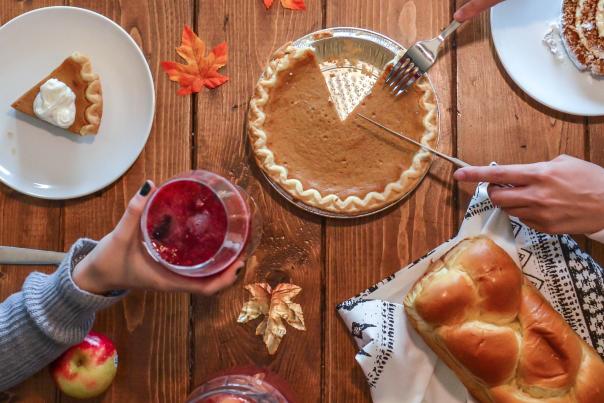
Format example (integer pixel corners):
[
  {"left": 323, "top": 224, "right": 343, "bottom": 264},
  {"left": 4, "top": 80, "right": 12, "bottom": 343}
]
[
  {"left": 562, "top": 0, "right": 604, "bottom": 76},
  {"left": 248, "top": 46, "right": 438, "bottom": 214},
  {"left": 12, "top": 52, "right": 103, "bottom": 135}
]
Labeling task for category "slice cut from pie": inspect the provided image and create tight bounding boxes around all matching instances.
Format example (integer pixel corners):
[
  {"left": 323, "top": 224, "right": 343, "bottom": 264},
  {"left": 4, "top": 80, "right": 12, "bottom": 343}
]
[
  {"left": 248, "top": 46, "right": 438, "bottom": 214},
  {"left": 561, "top": 0, "right": 604, "bottom": 76},
  {"left": 12, "top": 52, "right": 103, "bottom": 135}
]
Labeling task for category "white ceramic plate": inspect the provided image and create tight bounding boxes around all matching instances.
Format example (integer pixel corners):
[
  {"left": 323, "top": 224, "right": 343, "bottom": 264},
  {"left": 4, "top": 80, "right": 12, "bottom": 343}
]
[
  {"left": 491, "top": 0, "right": 604, "bottom": 116},
  {"left": 0, "top": 7, "right": 155, "bottom": 199}
]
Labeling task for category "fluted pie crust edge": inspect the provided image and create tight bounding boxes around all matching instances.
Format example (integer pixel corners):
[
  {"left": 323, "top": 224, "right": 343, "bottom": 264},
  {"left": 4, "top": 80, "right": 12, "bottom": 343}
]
[
  {"left": 248, "top": 45, "right": 438, "bottom": 214},
  {"left": 70, "top": 52, "right": 103, "bottom": 135}
]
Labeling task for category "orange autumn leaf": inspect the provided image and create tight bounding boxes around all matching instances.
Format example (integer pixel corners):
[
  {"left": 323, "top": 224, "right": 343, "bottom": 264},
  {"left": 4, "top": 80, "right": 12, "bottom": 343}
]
[
  {"left": 281, "top": 0, "right": 305, "bottom": 10},
  {"left": 262, "top": 0, "right": 305, "bottom": 10},
  {"left": 161, "top": 25, "right": 228, "bottom": 95}
]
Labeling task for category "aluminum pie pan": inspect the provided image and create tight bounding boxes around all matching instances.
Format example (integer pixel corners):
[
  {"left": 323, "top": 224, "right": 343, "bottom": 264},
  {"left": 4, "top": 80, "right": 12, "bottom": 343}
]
[{"left": 255, "top": 27, "right": 441, "bottom": 219}]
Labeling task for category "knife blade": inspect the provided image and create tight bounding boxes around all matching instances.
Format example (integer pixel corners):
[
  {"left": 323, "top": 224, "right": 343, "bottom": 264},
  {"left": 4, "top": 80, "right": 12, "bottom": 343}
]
[{"left": 357, "top": 113, "right": 471, "bottom": 168}]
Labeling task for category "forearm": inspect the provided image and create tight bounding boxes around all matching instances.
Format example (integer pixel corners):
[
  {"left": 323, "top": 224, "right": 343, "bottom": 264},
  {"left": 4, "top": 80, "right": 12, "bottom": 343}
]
[{"left": 0, "top": 239, "right": 125, "bottom": 391}]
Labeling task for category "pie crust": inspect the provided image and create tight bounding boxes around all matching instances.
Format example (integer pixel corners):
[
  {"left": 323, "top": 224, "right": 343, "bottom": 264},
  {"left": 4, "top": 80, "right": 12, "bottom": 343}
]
[
  {"left": 11, "top": 52, "right": 103, "bottom": 135},
  {"left": 248, "top": 45, "right": 438, "bottom": 214}
]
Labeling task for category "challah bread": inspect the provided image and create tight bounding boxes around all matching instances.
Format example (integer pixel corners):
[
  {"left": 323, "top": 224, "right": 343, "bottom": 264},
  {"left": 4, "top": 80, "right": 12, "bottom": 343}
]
[{"left": 403, "top": 236, "right": 604, "bottom": 403}]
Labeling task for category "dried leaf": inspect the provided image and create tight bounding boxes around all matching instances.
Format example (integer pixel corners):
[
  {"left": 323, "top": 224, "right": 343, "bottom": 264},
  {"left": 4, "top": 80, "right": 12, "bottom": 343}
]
[
  {"left": 275, "top": 301, "right": 306, "bottom": 330},
  {"left": 237, "top": 283, "right": 271, "bottom": 323},
  {"left": 272, "top": 284, "right": 306, "bottom": 330},
  {"left": 273, "top": 283, "right": 302, "bottom": 301},
  {"left": 264, "top": 315, "right": 287, "bottom": 355},
  {"left": 281, "top": 0, "right": 306, "bottom": 10},
  {"left": 237, "top": 282, "right": 305, "bottom": 355},
  {"left": 161, "top": 25, "right": 229, "bottom": 95},
  {"left": 256, "top": 317, "right": 268, "bottom": 336}
]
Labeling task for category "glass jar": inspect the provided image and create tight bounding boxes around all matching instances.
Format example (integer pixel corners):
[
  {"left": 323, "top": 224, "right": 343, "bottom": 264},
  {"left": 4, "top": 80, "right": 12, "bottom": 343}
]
[{"left": 187, "top": 368, "right": 294, "bottom": 403}]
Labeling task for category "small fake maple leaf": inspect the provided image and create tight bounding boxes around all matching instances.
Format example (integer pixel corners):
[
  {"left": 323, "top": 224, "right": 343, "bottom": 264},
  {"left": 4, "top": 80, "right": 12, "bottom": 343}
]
[
  {"left": 263, "top": 0, "right": 306, "bottom": 11},
  {"left": 161, "top": 25, "right": 228, "bottom": 95},
  {"left": 238, "top": 283, "right": 306, "bottom": 355}
]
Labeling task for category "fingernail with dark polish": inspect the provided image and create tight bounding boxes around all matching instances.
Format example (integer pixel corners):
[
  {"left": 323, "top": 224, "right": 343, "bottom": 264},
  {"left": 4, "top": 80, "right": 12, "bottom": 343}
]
[{"left": 139, "top": 181, "right": 151, "bottom": 196}]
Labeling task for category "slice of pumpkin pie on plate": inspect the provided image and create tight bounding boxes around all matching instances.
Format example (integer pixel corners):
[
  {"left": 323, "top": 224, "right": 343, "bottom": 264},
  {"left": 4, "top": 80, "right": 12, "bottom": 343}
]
[{"left": 11, "top": 52, "right": 103, "bottom": 135}]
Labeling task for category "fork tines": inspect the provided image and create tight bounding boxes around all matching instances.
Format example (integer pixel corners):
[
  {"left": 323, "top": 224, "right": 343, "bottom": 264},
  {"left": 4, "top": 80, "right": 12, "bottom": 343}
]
[
  {"left": 384, "top": 55, "right": 421, "bottom": 96},
  {"left": 384, "top": 20, "right": 461, "bottom": 97}
]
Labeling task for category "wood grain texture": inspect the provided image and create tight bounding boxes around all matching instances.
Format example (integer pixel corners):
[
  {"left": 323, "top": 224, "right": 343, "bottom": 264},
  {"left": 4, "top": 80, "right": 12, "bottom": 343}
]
[
  {"left": 588, "top": 120, "right": 604, "bottom": 266},
  {"left": 324, "top": 1, "right": 456, "bottom": 401},
  {"left": 454, "top": 5, "right": 591, "bottom": 251},
  {"left": 2, "top": 1, "right": 603, "bottom": 403},
  {"left": 1, "top": 2, "right": 66, "bottom": 403},
  {"left": 191, "top": 2, "right": 323, "bottom": 402},
  {"left": 58, "top": 1, "right": 193, "bottom": 402},
  {"left": 454, "top": 8, "right": 585, "bottom": 213}
]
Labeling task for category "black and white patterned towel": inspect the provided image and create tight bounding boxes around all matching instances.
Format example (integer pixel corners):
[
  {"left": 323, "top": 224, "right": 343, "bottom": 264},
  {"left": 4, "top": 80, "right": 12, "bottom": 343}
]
[{"left": 337, "top": 182, "right": 604, "bottom": 403}]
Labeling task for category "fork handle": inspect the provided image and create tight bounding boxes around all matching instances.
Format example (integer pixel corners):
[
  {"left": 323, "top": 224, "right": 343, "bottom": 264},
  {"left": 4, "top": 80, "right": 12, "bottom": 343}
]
[{"left": 437, "top": 20, "right": 462, "bottom": 43}]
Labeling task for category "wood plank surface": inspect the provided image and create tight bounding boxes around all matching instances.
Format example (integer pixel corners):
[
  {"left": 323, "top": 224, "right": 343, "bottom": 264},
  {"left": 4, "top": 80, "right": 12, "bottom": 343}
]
[
  {"left": 191, "top": 2, "right": 324, "bottom": 402},
  {"left": 455, "top": 6, "right": 593, "bottom": 258},
  {"left": 324, "top": 1, "right": 456, "bottom": 401},
  {"left": 455, "top": 7, "right": 585, "bottom": 213},
  {"left": 58, "top": 1, "right": 193, "bottom": 402},
  {"left": 588, "top": 121, "right": 604, "bottom": 266},
  {"left": 0, "top": 2, "right": 66, "bottom": 403},
  {"left": 2, "top": 1, "right": 604, "bottom": 403}
]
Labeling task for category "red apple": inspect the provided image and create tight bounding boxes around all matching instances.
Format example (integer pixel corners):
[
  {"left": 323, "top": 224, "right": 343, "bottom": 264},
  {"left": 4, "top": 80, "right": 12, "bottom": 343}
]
[{"left": 50, "top": 331, "right": 118, "bottom": 399}]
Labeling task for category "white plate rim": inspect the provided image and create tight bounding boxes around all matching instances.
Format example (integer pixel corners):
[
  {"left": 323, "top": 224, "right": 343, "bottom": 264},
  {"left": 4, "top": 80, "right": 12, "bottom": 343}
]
[
  {"left": 490, "top": 2, "right": 604, "bottom": 117},
  {"left": 0, "top": 6, "right": 156, "bottom": 200}
]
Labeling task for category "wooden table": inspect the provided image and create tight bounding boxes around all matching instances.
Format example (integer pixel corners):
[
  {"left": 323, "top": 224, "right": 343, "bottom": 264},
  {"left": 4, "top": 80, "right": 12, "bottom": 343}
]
[{"left": 0, "top": 0, "right": 602, "bottom": 402}]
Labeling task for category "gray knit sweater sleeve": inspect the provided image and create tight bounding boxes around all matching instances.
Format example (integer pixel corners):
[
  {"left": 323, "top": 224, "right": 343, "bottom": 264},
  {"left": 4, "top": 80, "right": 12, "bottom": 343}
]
[{"left": 0, "top": 239, "right": 125, "bottom": 391}]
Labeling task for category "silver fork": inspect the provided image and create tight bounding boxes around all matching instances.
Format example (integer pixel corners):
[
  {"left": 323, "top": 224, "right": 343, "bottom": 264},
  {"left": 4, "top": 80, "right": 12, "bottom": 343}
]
[{"left": 385, "top": 20, "right": 462, "bottom": 96}]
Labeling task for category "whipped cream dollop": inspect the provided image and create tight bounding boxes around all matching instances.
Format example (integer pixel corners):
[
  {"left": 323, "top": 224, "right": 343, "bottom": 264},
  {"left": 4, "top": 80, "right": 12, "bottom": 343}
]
[
  {"left": 33, "top": 78, "right": 76, "bottom": 129},
  {"left": 543, "top": 22, "right": 566, "bottom": 61}
]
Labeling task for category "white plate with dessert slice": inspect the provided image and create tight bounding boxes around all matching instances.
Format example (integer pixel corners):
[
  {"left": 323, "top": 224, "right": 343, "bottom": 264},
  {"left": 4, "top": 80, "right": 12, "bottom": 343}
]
[
  {"left": 0, "top": 7, "right": 155, "bottom": 199},
  {"left": 491, "top": 0, "right": 604, "bottom": 116}
]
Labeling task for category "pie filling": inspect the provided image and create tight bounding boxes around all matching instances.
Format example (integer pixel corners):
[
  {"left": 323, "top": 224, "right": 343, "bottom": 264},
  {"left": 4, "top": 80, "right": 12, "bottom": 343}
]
[{"left": 249, "top": 46, "right": 438, "bottom": 214}]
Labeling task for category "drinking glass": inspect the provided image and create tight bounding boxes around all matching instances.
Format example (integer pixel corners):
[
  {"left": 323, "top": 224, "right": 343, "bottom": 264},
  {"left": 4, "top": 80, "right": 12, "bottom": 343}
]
[{"left": 141, "top": 170, "right": 261, "bottom": 277}]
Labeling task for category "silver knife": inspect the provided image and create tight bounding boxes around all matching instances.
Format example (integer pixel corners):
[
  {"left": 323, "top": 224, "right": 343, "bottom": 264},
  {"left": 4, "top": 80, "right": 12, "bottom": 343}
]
[
  {"left": 357, "top": 113, "right": 471, "bottom": 168},
  {"left": 0, "top": 246, "right": 66, "bottom": 265}
]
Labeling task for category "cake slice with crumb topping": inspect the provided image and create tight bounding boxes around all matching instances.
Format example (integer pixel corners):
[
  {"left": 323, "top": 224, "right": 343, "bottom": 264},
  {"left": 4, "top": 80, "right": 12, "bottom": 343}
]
[{"left": 561, "top": 0, "right": 604, "bottom": 76}]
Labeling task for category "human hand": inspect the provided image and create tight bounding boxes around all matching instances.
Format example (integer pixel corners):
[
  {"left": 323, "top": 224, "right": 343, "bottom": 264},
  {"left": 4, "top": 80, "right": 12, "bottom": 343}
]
[
  {"left": 453, "top": 155, "right": 604, "bottom": 234},
  {"left": 72, "top": 181, "right": 243, "bottom": 295},
  {"left": 454, "top": 0, "right": 505, "bottom": 22}
]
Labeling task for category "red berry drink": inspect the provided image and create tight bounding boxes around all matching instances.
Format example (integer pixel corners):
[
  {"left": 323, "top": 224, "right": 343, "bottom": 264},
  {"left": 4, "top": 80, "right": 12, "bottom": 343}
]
[{"left": 141, "top": 171, "right": 261, "bottom": 277}]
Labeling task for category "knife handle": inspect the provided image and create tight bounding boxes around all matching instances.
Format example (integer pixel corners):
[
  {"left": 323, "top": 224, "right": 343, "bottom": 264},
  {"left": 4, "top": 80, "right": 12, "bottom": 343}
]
[{"left": 0, "top": 247, "right": 67, "bottom": 265}]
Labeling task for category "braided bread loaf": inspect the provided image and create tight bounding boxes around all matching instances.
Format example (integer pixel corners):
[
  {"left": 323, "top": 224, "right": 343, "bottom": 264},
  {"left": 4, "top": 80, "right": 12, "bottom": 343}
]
[{"left": 403, "top": 236, "right": 604, "bottom": 403}]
